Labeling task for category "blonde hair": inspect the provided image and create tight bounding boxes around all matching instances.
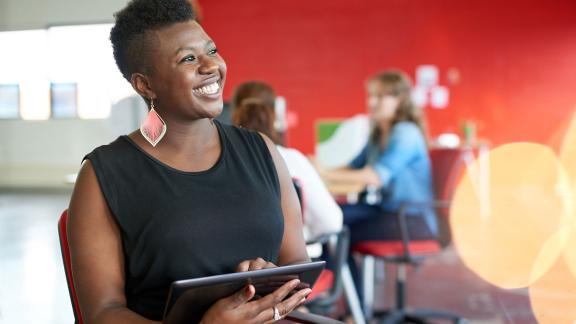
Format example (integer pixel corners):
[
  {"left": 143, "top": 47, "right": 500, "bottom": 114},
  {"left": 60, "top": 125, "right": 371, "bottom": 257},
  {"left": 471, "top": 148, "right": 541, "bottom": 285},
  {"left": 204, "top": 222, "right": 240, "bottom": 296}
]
[{"left": 368, "top": 70, "right": 426, "bottom": 146}]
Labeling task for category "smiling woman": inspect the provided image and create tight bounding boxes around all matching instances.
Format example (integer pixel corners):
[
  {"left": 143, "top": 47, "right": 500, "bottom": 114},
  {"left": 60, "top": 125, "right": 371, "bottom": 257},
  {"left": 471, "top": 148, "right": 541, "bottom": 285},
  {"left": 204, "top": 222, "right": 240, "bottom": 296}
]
[
  {"left": 66, "top": 0, "right": 311, "bottom": 323},
  {"left": 129, "top": 21, "right": 227, "bottom": 124}
]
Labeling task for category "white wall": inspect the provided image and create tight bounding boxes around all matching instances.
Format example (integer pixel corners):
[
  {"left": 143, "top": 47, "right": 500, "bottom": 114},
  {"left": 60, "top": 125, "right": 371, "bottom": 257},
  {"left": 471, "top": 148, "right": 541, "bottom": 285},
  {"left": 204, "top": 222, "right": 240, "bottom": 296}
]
[
  {"left": 0, "top": 0, "right": 147, "bottom": 188},
  {"left": 0, "top": 0, "right": 129, "bottom": 31},
  {"left": 0, "top": 96, "right": 147, "bottom": 188}
]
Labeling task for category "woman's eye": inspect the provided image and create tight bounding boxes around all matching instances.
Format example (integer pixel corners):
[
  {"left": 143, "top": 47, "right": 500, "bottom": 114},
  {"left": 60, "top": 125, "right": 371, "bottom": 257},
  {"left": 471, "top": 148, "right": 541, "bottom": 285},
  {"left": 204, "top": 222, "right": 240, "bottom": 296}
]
[
  {"left": 181, "top": 55, "right": 196, "bottom": 63},
  {"left": 208, "top": 48, "right": 218, "bottom": 55}
]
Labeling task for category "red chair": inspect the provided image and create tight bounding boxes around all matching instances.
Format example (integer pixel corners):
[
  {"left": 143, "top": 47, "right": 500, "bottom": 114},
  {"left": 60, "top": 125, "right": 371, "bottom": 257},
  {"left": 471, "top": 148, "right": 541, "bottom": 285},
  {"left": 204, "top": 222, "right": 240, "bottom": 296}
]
[
  {"left": 351, "top": 148, "right": 469, "bottom": 323},
  {"left": 58, "top": 209, "right": 344, "bottom": 324},
  {"left": 58, "top": 210, "right": 84, "bottom": 324}
]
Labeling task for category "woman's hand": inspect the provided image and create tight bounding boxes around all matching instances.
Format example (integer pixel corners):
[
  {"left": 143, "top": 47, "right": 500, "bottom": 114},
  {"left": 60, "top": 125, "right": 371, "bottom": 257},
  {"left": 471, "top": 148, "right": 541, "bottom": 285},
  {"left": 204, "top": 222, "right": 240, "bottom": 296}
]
[
  {"left": 200, "top": 280, "right": 312, "bottom": 324},
  {"left": 360, "top": 167, "right": 382, "bottom": 187},
  {"left": 236, "top": 258, "right": 310, "bottom": 293},
  {"left": 236, "top": 258, "right": 277, "bottom": 272}
]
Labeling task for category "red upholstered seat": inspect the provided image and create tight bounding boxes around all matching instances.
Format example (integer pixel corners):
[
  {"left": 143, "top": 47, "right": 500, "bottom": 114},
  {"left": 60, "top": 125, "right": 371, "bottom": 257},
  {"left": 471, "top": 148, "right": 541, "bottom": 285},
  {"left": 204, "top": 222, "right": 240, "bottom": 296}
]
[
  {"left": 308, "top": 269, "right": 335, "bottom": 300},
  {"left": 352, "top": 240, "right": 441, "bottom": 257},
  {"left": 58, "top": 210, "right": 84, "bottom": 324}
]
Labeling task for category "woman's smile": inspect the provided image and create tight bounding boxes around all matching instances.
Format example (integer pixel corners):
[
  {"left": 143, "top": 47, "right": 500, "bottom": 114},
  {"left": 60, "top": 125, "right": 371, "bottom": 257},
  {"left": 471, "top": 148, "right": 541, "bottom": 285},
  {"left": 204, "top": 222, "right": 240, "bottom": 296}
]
[{"left": 192, "top": 78, "right": 222, "bottom": 99}]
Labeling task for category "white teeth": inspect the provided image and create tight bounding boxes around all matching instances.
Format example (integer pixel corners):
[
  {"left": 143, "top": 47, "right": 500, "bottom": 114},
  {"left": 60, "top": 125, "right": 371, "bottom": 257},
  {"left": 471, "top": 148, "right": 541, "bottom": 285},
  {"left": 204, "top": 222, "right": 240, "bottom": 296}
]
[{"left": 193, "top": 82, "right": 220, "bottom": 96}]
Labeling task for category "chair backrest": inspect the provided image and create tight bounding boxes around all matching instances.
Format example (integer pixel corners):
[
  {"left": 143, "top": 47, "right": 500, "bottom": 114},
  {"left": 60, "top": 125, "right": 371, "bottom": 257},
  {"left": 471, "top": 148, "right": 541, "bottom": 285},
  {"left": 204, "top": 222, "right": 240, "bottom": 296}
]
[
  {"left": 292, "top": 178, "right": 349, "bottom": 307},
  {"left": 429, "top": 148, "right": 469, "bottom": 246},
  {"left": 292, "top": 177, "right": 305, "bottom": 222},
  {"left": 429, "top": 148, "right": 468, "bottom": 205},
  {"left": 58, "top": 209, "right": 83, "bottom": 324}
]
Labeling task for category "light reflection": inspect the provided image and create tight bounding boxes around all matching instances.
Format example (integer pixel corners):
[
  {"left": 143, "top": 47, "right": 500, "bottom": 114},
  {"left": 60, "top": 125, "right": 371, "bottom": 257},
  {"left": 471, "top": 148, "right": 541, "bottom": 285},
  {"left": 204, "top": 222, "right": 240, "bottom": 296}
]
[
  {"left": 452, "top": 109, "right": 576, "bottom": 321},
  {"left": 451, "top": 143, "right": 572, "bottom": 289}
]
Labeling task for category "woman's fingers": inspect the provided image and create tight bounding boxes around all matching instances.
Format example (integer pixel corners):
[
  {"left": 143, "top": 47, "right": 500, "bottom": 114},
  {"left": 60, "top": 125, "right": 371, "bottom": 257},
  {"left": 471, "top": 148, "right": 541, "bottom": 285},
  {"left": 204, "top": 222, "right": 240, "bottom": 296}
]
[
  {"left": 224, "top": 284, "right": 256, "bottom": 309},
  {"left": 248, "top": 258, "right": 269, "bottom": 271},
  {"left": 236, "top": 258, "right": 277, "bottom": 272},
  {"left": 236, "top": 260, "right": 252, "bottom": 272},
  {"left": 257, "top": 286, "right": 312, "bottom": 323},
  {"left": 218, "top": 278, "right": 312, "bottom": 323},
  {"left": 248, "top": 279, "right": 300, "bottom": 313},
  {"left": 262, "top": 261, "right": 277, "bottom": 270},
  {"left": 201, "top": 285, "right": 256, "bottom": 323}
]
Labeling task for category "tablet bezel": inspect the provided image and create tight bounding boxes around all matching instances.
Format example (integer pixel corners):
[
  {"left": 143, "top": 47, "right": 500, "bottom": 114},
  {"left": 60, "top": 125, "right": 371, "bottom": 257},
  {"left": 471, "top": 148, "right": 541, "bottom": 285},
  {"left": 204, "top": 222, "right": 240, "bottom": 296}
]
[{"left": 163, "top": 261, "right": 325, "bottom": 322}]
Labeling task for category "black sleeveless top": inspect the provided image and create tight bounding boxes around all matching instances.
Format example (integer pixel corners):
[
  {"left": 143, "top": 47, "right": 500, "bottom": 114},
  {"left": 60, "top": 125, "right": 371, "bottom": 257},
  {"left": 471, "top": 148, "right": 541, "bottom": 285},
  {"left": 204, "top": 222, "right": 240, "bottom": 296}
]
[{"left": 84, "top": 121, "right": 284, "bottom": 320}]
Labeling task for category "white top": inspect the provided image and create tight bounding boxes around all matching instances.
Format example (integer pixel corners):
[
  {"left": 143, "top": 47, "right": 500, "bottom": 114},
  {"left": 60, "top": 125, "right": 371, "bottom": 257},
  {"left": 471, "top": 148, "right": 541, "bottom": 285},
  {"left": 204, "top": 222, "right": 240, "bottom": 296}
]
[{"left": 276, "top": 146, "right": 343, "bottom": 245}]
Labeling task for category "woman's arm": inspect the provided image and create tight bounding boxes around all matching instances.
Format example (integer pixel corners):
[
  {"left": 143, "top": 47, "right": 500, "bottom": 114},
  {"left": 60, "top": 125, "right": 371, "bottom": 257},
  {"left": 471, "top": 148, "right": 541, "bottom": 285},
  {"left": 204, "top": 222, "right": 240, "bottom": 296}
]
[
  {"left": 319, "top": 123, "right": 424, "bottom": 188},
  {"left": 68, "top": 161, "right": 158, "bottom": 324},
  {"left": 260, "top": 134, "right": 310, "bottom": 266},
  {"left": 314, "top": 143, "right": 381, "bottom": 187},
  {"left": 369, "top": 123, "right": 424, "bottom": 187},
  {"left": 319, "top": 166, "right": 381, "bottom": 187}
]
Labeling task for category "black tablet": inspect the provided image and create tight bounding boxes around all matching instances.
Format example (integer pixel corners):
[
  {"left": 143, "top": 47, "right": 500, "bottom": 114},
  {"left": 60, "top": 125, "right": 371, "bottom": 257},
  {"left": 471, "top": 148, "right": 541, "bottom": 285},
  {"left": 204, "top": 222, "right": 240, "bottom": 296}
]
[{"left": 163, "top": 261, "right": 325, "bottom": 323}]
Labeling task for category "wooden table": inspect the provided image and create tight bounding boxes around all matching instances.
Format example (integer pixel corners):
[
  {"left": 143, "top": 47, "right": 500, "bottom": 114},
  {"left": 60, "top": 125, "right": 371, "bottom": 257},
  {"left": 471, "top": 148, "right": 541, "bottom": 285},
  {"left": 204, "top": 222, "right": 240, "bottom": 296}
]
[{"left": 324, "top": 180, "right": 366, "bottom": 204}]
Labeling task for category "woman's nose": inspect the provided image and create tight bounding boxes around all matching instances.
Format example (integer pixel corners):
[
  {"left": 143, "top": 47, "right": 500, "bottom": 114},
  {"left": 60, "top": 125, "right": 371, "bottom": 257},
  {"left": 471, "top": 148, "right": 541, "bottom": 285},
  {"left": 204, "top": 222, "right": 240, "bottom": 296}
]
[
  {"left": 367, "top": 96, "right": 379, "bottom": 110},
  {"left": 198, "top": 56, "right": 219, "bottom": 75}
]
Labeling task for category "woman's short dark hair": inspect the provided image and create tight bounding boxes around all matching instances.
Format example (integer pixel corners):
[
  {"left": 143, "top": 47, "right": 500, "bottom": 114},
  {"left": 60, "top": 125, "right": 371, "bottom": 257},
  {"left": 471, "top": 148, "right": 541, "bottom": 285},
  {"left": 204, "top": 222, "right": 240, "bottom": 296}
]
[{"left": 110, "top": 0, "right": 196, "bottom": 81}]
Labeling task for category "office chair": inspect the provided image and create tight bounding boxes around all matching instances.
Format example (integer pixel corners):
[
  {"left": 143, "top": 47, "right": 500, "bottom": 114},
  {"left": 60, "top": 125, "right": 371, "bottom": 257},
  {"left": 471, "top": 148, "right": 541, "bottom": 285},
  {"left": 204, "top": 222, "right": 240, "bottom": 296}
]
[
  {"left": 351, "top": 148, "right": 469, "bottom": 323},
  {"left": 58, "top": 210, "right": 83, "bottom": 324},
  {"left": 293, "top": 180, "right": 366, "bottom": 324}
]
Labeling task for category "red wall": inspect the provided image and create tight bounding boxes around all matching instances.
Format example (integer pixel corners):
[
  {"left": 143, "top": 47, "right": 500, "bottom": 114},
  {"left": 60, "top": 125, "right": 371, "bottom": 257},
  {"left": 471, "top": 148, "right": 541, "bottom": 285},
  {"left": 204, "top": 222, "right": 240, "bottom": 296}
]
[{"left": 201, "top": 0, "right": 576, "bottom": 154}]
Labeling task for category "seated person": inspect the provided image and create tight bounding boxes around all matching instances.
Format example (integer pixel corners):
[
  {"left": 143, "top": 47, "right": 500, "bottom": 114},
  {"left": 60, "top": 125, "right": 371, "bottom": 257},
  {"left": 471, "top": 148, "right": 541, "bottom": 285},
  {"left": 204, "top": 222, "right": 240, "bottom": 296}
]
[
  {"left": 231, "top": 95, "right": 343, "bottom": 256},
  {"left": 319, "top": 70, "right": 438, "bottom": 243},
  {"left": 67, "top": 1, "right": 311, "bottom": 323},
  {"left": 231, "top": 81, "right": 286, "bottom": 145}
]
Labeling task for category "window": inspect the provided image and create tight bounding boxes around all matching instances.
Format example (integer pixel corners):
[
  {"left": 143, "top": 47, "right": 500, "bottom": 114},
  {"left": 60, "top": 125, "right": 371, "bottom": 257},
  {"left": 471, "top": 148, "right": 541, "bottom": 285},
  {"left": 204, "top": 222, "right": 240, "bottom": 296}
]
[
  {"left": 0, "top": 24, "right": 135, "bottom": 120},
  {"left": 0, "top": 84, "right": 20, "bottom": 119},
  {"left": 48, "top": 24, "right": 118, "bottom": 119},
  {"left": 51, "top": 83, "right": 77, "bottom": 119},
  {"left": 0, "top": 30, "right": 48, "bottom": 120}
]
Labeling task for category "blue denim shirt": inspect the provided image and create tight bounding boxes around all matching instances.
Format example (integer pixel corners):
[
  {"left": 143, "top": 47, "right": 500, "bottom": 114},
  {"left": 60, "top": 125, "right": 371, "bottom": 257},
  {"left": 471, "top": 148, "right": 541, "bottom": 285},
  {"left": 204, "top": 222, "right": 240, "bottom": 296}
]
[{"left": 350, "top": 122, "right": 438, "bottom": 235}]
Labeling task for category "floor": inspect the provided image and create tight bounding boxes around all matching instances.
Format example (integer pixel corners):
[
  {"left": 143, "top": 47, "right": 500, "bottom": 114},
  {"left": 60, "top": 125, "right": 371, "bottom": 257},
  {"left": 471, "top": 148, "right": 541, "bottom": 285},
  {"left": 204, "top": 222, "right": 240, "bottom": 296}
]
[
  {"left": 0, "top": 192, "right": 537, "bottom": 324},
  {"left": 371, "top": 251, "right": 537, "bottom": 323},
  {"left": 0, "top": 192, "right": 73, "bottom": 324}
]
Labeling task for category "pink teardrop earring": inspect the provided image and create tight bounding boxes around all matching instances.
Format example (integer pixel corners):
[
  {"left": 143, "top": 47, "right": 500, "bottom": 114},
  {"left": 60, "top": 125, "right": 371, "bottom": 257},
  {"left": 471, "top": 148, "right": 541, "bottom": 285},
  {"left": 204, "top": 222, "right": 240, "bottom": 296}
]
[{"left": 140, "top": 98, "right": 167, "bottom": 147}]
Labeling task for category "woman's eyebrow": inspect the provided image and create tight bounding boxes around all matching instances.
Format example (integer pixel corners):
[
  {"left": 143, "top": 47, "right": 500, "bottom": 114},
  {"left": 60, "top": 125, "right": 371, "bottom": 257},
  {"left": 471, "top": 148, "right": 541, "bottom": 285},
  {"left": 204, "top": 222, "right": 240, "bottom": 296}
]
[
  {"left": 175, "top": 46, "right": 195, "bottom": 56},
  {"left": 174, "top": 40, "right": 216, "bottom": 56}
]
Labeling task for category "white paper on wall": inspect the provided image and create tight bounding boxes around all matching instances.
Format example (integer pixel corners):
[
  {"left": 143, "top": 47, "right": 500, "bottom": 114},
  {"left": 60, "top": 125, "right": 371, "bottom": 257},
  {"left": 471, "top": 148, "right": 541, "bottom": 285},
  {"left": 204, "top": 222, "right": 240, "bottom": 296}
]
[
  {"left": 411, "top": 85, "right": 428, "bottom": 108},
  {"left": 416, "top": 65, "right": 439, "bottom": 88},
  {"left": 430, "top": 85, "right": 449, "bottom": 109},
  {"left": 274, "top": 96, "right": 287, "bottom": 131}
]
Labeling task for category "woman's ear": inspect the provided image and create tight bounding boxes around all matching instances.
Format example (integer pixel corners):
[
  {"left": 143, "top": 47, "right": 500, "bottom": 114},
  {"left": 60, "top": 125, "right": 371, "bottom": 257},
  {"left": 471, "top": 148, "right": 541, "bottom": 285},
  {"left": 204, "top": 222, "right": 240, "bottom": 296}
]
[{"left": 130, "top": 73, "right": 156, "bottom": 100}]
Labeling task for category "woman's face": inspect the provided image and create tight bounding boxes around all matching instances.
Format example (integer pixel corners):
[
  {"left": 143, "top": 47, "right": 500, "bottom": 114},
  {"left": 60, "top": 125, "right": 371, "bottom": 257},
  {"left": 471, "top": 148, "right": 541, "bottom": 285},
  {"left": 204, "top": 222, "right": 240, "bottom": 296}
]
[
  {"left": 366, "top": 80, "right": 400, "bottom": 123},
  {"left": 147, "top": 20, "right": 227, "bottom": 120}
]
